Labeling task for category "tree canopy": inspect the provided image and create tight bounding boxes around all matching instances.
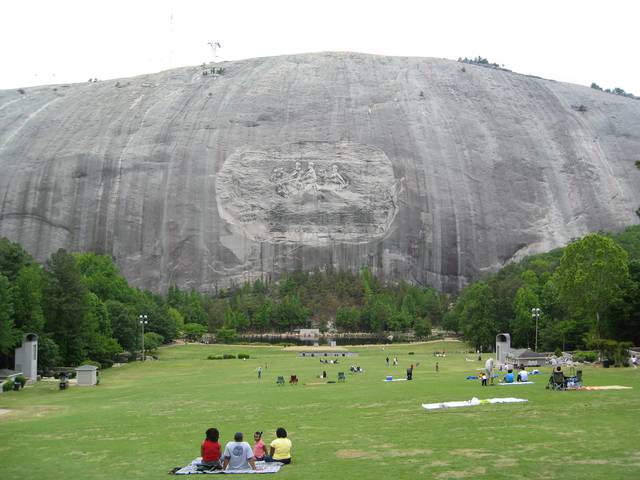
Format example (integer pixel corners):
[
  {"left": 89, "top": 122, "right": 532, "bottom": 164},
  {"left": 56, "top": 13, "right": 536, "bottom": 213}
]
[{"left": 556, "top": 234, "right": 629, "bottom": 335}]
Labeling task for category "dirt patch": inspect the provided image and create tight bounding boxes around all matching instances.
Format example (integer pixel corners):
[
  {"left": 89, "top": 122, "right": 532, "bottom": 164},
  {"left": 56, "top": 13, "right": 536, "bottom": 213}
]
[
  {"left": 388, "top": 449, "right": 433, "bottom": 457},
  {"left": 349, "top": 338, "right": 463, "bottom": 348},
  {"left": 0, "top": 409, "right": 10, "bottom": 416},
  {"left": 336, "top": 449, "right": 377, "bottom": 459},
  {"left": 492, "top": 457, "right": 518, "bottom": 468},
  {"left": 8, "top": 404, "right": 69, "bottom": 420},
  {"left": 282, "top": 345, "right": 347, "bottom": 351},
  {"left": 336, "top": 448, "right": 431, "bottom": 459},
  {"left": 573, "top": 459, "right": 610, "bottom": 465},
  {"left": 434, "top": 467, "right": 486, "bottom": 479},
  {"left": 450, "top": 449, "right": 493, "bottom": 458},
  {"left": 352, "top": 402, "right": 387, "bottom": 409}
]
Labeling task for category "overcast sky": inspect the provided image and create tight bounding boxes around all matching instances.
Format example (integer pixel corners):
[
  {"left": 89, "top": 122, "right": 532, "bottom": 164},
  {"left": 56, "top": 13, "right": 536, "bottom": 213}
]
[{"left": 1, "top": 0, "right": 638, "bottom": 94}]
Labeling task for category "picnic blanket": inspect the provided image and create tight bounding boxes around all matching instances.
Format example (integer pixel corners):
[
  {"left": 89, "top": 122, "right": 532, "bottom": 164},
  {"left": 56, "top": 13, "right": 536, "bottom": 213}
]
[
  {"left": 576, "top": 385, "right": 632, "bottom": 391},
  {"left": 172, "top": 459, "right": 284, "bottom": 475},
  {"left": 466, "top": 374, "right": 500, "bottom": 380},
  {"left": 383, "top": 377, "right": 407, "bottom": 382},
  {"left": 422, "top": 397, "right": 528, "bottom": 410},
  {"left": 498, "top": 381, "right": 534, "bottom": 386}
]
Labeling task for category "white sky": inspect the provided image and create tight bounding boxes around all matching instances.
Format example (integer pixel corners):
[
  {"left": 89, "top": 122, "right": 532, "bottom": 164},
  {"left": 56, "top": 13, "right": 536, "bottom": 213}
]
[{"left": 1, "top": 0, "right": 639, "bottom": 94}]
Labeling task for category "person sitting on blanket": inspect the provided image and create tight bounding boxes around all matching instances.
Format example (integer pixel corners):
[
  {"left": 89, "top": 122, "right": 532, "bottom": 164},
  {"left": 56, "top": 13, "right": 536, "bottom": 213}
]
[
  {"left": 517, "top": 367, "right": 528, "bottom": 382},
  {"left": 253, "top": 431, "right": 267, "bottom": 461},
  {"left": 222, "top": 432, "right": 257, "bottom": 471},
  {"left": 265, "top": 427, "right": 292, "bottom": 465},
  {"left": 503, "top": 369, "right": 515, "bottom": 383},
  {"left": 199, "top": 427, "right": 222, "bottom": 469}
]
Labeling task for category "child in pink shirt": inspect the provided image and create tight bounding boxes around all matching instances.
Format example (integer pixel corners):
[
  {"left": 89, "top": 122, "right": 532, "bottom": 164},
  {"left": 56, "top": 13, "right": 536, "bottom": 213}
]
[{"left": 253, "top": 431, "right": 267, "bottom": 461}]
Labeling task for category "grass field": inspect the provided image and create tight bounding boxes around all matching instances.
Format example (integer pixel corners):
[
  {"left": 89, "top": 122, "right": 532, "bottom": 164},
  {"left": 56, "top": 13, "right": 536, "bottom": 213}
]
[{"left": 1, "top": 341, "right": 639, "bottom": 479}]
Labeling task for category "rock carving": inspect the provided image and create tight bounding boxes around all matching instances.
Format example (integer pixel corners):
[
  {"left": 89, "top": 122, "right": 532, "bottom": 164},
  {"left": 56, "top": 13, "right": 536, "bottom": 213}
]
[
  {"left": 269, "top": 161, "right": 349, "bottom": 198},
  {"left": 216, "top": 141, "right": 400, "bottom": 245}
]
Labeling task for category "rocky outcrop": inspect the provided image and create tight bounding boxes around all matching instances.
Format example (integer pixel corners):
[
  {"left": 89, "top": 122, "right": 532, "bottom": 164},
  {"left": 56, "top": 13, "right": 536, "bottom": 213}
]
[{"left": 1, "top": 52, "right": 639, "bottom": 292}]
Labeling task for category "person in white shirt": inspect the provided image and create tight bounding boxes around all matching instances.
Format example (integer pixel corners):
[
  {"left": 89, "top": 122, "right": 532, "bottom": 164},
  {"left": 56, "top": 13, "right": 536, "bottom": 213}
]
[
  {"left": 222, "top": 432, "right": 256, "bottom": 471},
  {"left": 517, "top": 367, "right": 529, "bottom": 382}
]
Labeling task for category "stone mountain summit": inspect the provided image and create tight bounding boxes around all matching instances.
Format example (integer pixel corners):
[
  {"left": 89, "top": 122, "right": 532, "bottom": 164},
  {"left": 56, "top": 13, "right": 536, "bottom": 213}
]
[{"left": 1, "top": 52, "right": 638, "bottom": 293}]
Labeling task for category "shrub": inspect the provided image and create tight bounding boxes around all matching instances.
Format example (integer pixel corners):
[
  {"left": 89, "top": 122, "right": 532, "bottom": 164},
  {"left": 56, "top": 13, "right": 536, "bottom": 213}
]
[
  {"left": 81, "top": 360, "right": 102, "bottom": 369},
  {"left": 37, "top": 336, "right": 61, "bottom": 374},
  {"left": 572, "top": 351, "right": 598, "bottom": 363},
  {"left": 216, "top": 327, "right": 237, "bottom": 344},
  {"left": 238, "top": 354, "right": 250, "bottom": 360},
  {"left": 207, "top": 355, "right": 223, "bottom": 360},
  {"left": 408, "top": 352, "right": 415, "bottom": 355},
  {"left": 115, "top": 352, "right": 133, "bottom": 363},
  {"left": 15, "top": 375, "right": 27, "bottom": 387},
  {"left": 222, "top": 354, "right": 236, "bottom": 359},
  {"left": 2, "top": 379, "right": 13, "bottom": 392},
  {"left": 143, "top": 332, "right": 164, "bottom": 353},
  {"left": 183, "top": 323, "right": 208, "bottom": 342}
]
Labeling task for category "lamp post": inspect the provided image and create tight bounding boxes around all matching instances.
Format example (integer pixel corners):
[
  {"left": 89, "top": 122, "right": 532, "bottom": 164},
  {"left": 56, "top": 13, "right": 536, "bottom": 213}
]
[
  {"left": 531, "top": 308, "right": 541, "bottom": 352},
  {"left": 139, "top": 314, "right": 148, "bottom": 361}
]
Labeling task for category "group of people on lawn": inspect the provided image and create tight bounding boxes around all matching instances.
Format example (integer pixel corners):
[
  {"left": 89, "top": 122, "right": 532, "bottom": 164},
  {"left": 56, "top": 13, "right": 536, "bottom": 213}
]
[
  {"left": 479, "top": 365, "right": 531, "bottom": 386},
  {"left": 198, "top": 427, "right": 292, "bottom": 471},
  {"left": 500, "top": 366, "right": 529, "bottom": 384}
]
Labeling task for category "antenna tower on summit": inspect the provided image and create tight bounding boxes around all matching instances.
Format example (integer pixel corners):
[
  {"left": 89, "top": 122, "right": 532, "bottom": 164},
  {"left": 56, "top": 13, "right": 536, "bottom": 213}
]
[{"left": 208, "top": 41, "right": 221, "bottom": 63}]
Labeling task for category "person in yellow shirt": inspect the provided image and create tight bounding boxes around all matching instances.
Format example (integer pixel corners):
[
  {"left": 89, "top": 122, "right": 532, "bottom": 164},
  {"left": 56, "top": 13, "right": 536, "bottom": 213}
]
[{"left": 265, "top": 427, "right": 292, "bottom": 465}]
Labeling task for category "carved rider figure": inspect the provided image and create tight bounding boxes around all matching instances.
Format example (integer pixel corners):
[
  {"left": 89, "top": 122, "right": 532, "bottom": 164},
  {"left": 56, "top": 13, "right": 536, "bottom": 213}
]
[
  {"left": 301, "top": 162, "right": 318, "bottom": 192},
  {"left": 327, "top": 164, "right": 348, "bottom": 189}
]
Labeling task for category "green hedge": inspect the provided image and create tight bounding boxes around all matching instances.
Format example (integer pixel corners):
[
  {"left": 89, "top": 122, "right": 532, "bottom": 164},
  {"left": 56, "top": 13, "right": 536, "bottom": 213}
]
[
  {"left": 572, "top": 351, "right": 598, "bottom": 362},
  {"left": 207, "top": 353, "right": 250, "bottom": 360}
]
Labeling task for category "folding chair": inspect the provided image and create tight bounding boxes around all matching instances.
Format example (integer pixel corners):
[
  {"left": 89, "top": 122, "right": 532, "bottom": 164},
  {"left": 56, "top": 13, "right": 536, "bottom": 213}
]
[
  {"left": 289, "top": 375, "right": 298, "bottom": 385},
  {"left": 337, "top": 372, "right": 346, "bottom": 382},
  {"left": 276, "top": 376, "right": 285, "bottom": 386},
  {"left": 549, "top": 370, "right": 566, "bottom": 390}
]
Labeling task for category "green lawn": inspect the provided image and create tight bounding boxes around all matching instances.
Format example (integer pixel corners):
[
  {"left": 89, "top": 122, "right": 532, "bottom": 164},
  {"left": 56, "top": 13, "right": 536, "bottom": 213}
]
[{"left": 1, "top": 341, "right": 639, "bottom": 479}]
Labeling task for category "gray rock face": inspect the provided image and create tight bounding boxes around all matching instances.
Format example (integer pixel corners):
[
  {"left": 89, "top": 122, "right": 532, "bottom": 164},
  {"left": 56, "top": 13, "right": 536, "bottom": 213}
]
[{"left": 0, "top": 52, "right": 639, "bottom": 293}]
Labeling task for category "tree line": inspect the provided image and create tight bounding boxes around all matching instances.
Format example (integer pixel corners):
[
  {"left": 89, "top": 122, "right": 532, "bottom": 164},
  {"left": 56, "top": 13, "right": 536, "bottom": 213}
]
[
  {"left": 1, "top": 225, "right": 638, "bottom": 372},
  {"left": 0, "top": 241, "right": 446, "bottom": 371},
  {"left": 445, "top": 226, "right": 640, "bottom": 354}
]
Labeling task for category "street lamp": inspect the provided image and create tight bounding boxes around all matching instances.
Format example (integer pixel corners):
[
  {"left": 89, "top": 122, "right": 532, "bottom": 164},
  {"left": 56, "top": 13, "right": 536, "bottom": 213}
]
[
  {"left": 531, "top": 308, "right": 541, "bottom": 352},
  {"left": 139, "top": 314, "right": 148, "bottom": 361}
]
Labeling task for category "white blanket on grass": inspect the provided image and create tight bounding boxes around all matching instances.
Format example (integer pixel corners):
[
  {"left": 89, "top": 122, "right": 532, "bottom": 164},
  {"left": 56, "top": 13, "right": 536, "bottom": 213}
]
[
  {"left": 422, "top": 397, "right": 527, "bottom": 410},
  {"left": 498, "top": 381, "right": 534, "bottom": 386},
  {"left": 174, "top": 459, "right": 284, "bottom": 474}
]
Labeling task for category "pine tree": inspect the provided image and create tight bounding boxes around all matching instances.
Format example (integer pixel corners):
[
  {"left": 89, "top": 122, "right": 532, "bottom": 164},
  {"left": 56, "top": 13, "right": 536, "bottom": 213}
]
[
  {"left": 0, "top": 274, "right": 17, "bottom": 355},
  {"left": 43, "top": 249, "right": 90, "bottom": 365}
]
